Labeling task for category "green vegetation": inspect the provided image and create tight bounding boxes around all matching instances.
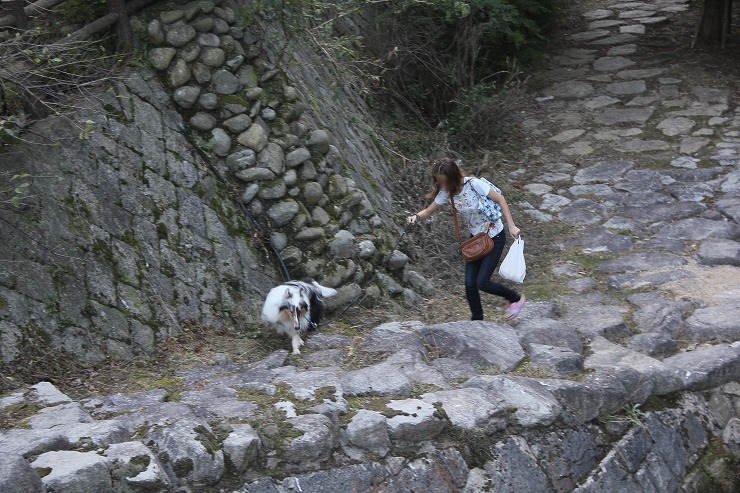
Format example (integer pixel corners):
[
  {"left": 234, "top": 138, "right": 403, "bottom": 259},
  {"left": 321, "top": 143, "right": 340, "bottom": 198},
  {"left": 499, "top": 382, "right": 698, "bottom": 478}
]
[
  {"left": 149, "top": 377, "right": 185, "bottom": 402},
  {"left": 0, "top": 401, "right": 39, "bottom": 430}
]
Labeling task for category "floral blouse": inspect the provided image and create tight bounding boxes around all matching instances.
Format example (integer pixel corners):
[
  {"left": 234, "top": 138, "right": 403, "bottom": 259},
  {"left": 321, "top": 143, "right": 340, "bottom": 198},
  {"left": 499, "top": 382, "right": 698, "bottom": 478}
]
[{"left": 435, "top": 177, "right": 504, "bottom": 238}]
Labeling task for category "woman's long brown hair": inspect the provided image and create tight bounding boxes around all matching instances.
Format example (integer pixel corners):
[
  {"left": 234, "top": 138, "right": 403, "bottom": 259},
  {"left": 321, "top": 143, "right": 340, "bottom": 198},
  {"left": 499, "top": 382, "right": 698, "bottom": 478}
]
[{"left": 425, "top": 158, "right": 464, "bottom": 200}]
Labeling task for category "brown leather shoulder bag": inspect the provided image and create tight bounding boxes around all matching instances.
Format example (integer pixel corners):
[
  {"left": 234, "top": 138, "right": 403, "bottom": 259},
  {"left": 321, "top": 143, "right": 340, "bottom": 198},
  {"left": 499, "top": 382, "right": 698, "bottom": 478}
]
[{"left": 450, "top": 194, "right": 494, "bottom": 262}]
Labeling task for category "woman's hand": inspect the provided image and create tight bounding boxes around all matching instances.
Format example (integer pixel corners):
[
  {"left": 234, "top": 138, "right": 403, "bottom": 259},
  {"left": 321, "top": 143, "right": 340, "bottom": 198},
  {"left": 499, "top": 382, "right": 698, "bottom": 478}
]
[
  {"left": 509, "top": 225, "right": 521, "bottom": 239},
  {"left": 407, "top": 214, "right": 419, "bottom": 224}
]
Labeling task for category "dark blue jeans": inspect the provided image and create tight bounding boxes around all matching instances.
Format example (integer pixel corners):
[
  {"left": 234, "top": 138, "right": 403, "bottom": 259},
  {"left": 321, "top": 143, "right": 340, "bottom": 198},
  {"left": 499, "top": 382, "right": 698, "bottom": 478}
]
[{"left": 465, "top": 230, "right": 521, "bottom": 320}]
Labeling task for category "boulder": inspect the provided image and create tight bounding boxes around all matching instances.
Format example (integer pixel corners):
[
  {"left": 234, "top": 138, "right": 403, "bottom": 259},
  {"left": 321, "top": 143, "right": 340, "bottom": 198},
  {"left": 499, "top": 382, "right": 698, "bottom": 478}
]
[
  {"left": 529, "top": 344, "right": 585, "bottom": 376},
  {"left": 104, "top": 441, "right": 171, "bottom": 491},
  {"left": 343, "top": 348, "right": 446, "bottom": 395},
  {"left": 0, "top": 428, "right": 71, "bottom": 458},
  {"left": 149, "top": 47, "right": 177, "bottom": 71},
  {"left": 596, "top": 252, "right": 687, "bottom": 273},
  {"left": 517, "top": 318, "right": 583, "bottom": 354},
  {"left": 223, "top": 114, "right": 252, "bottom": 133},
  {"left": 31, "top": 451, "right": 112, "bottom": 493},
  {"left": 284, "top": 414, "right": 336, "bottom": 465},
  {"left": 303, "top": 182, "right": 323, "bottom": 206},
  {"left": 168, "top": 59, "right": 191, "bottom": 87},
  {"left": 585, "top": 337, "right": 683, "bottom": 395},
  {"left": 28, "top": 402, "right": 93, "bottom": 429},
  {"left": 237, "top": 123, "right": 269, "bottom": 152},
  {"left": 190, "top": 112, "right": 217, "bottom": 131},
  {"left": 684, "top": 303, "right": 740, "bottom": 343},
  {"left": 574, "top": 160, "right": 634, "bottom": 184},
  {"left": 210, "top": 128, "right": 232, "bottom": 156},
  {"left": 385, "top": 399, "right": 446, "bottom": 443},
  {"left": 654, "top": 218, "right": 739, "bottom": 241},
  {"left": 419, "top": 321, "right": 526, "bottom": 371},
  {"left": 0, "top": 454, "right": 44, "bottom": 493},
  {"left": 421, "top": 388, "right": 507, "bottom": 433},
  {"left": 558, "top": 299, "right": 629, "bottom": 341},
  {"left": 173, "top": 85, "right": 201, "bottom": 109},
  {"left": 145, "top": 419, "right": 225, "bottom": 485},
  {"left": 626, "top": 333, "right": 678, "bottom": 358},
  {"left": 211, "top": 69, "right": 241, "bottom": 95},
  {"left": 464, "top": 376, "right": 562, "bottom": 427},
  {"left": 266, "top": 200, "right": 300, "bottom": 227},
  {"left": 28, "top": 382, "right": 72, "bottom": 406},
  {"left": 362, "top": 321, "right": 424, "bottom": 353},
  {"left": 386, "top": 250, "right": 409, "bottom": 270},
  {"left": 165, "top": 22, "right": 196, "bottom": 47},
  {"left": 226, "top": 149, "right": 256, "bottom": 171},
  {"left": 235, "top": 167, "right": 275, "bottom": 182},
  {"left": 697, "top": 239, "right": 740, "bottom": 266},
  {"left": 223, "top": 424, "right": 260, "bottom": 472},
  {"left": 180, "top": 385, "right": 257, "bottom": 419},
  {"left": 329, "top": 230, "right": 355, "bottom": 259},
  {"left": 723, "top": 418, "right": 740, "bottom": 455},
  {"left": 286, "top": 148, "right": 311, "bottom": 168},
  {"left": 257, "top": 142, "right": 285, "bottom": 175},
  {"left": 200, "top": 47, "right": 226, "bottom": 67},
  {"left": 345, "top": 410, "right": 391, "bottom": 457},
  {"left": 147, "top": 19, "right": 164, "bottom": 45},
  {"left": 306, "top": 130, "right": 330, "bottom": 154},
  {"left": 482, "top": 437, "right": 550, "bottom": 492}
]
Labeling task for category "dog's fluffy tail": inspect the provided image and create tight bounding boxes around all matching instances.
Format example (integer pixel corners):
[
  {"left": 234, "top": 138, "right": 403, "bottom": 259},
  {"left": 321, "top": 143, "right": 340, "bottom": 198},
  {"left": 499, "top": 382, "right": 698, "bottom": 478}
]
[{"left": 311, "top": 281, "right": 337, "bottom": 298}]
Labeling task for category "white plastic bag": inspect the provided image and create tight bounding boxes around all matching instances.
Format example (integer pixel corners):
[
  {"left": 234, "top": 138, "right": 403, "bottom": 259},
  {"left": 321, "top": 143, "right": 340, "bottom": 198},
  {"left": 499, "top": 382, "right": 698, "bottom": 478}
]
[{"left": 499, "top": 237, "right": 526, "bottom": 283}]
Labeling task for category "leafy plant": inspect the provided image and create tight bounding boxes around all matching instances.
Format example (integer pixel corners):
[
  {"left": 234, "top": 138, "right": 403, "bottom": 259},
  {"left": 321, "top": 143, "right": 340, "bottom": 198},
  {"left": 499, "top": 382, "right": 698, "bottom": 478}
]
[{"left": 364, "top": 0, "right": 559, "bottom": 122}]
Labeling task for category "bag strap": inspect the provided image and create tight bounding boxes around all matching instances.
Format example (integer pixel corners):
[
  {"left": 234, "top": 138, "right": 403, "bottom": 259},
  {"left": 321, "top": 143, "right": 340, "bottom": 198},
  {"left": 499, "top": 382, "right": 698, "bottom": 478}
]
[{"left": 450, "top": 194, "right": 462, "bottom": 243}]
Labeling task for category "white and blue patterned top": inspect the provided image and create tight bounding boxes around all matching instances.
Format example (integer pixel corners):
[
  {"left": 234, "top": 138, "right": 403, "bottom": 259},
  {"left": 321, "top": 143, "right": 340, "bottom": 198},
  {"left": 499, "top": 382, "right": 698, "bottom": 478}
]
[{"left": 434, "top": 177, "right": 504, "bottom": 238}]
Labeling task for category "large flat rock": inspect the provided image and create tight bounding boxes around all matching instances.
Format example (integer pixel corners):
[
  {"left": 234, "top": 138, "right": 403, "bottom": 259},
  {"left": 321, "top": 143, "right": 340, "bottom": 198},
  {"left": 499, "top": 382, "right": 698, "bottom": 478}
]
[
  {"left": 419, "top": 321, "right": 525, "bottom": 372},
  {"left": 563, "top": 228, "right": 634, "bottom": 254},
  {"left": 593, "top": 56, "right": 636, "bottom": 72},
  {"left": 663, "top": 342, "right": 740, "bottom": 390},
  {"left": 558, "top": 297, "right": 630, "bottom": 341},
  {"left": 596, "top": 252, "right": 687, "bottom": 273},
  {"left": 342, "top": 349, "right": 447, "bottom": 396},
  {"left": 543, "top": 81, "right": 596, "bottom": 99},
  {"left": 574, "top": 160, "right": 634, "bottom": 184},
  {"left": 517, "top": 318, "right": 584, "bottom": 353},
  {"left": 421, "top": 388, "right": 507, "bottom": 433},
  {"left": 684, "top": 303, "right": 740, "bottom": 343},
  {"left": 697, "top": 239, "right": 740, "bottom": 266},
  {"left": 594, "top": 107, "right": 654, "bottom": 125},
  {"left": 464, "top": 376, "right": 562, "bottom": 427},
  {"left": 621, "top": 201, "right": 706, "bottom": 223},
  {"left": 655, "top": 218, "right": 739, "bottom": 240},
  {"left": 584, "top": 337, "right": 684, "bottom": 394},
  {"left": 607, "top": 270, "right": 694, "bottom": 291}
]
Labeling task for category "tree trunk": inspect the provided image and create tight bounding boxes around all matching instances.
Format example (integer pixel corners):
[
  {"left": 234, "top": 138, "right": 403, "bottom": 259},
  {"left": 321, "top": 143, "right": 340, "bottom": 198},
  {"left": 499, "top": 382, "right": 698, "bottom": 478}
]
[
  {"left": 696, "top": 0, "right": 725, "bottom": 44},
  {"left": 107, "top": 0, "right": 133, "bottom": 52},
  {"left": 12, "top": 0, "right": 28, "bottom": 29}
]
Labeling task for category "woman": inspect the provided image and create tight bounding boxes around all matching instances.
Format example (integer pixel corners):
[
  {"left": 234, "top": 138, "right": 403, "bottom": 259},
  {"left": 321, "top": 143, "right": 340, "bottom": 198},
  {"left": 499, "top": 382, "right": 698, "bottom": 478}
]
[{"left": 407, "top": 158, "right": 525, "bottom": 321}]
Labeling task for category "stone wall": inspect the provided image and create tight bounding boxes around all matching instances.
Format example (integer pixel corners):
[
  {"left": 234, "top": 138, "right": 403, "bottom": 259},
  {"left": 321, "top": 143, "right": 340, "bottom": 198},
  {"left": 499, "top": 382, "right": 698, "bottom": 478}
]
[
  {"left": 0, "top": 0, "right": 432, "bottom": 365},
  {"left": 0, "top": 71, "right": 277, "bottom": 365}
]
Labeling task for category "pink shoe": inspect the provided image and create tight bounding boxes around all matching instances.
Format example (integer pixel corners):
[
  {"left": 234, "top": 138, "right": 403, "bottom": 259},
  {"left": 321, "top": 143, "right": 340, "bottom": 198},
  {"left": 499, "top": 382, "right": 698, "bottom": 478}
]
[{"left": 504, "top": 295, "right": 526, "bottom": 322}]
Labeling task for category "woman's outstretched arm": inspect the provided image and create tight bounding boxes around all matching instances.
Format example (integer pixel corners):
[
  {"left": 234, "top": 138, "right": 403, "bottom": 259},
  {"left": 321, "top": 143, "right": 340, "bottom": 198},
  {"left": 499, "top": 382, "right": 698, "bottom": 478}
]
[
  {"left": 407, "top": 201, "right": 441, "bottom": 224},
  {"left": 487, "top": 189, "right": 521, "bottom": 239}
]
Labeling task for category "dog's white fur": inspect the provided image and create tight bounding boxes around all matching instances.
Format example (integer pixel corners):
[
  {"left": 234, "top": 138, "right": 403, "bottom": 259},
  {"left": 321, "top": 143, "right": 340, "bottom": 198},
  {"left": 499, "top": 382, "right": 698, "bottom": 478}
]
[{"left": 261, "top": 280, "right": 337, "bottom": 354}]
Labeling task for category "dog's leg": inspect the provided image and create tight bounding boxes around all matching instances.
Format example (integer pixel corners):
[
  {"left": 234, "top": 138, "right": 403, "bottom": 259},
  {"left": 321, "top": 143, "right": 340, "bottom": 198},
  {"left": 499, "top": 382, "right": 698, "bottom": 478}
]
[{"left": 290, "top": 330, "right": 304, "bottom": 355}]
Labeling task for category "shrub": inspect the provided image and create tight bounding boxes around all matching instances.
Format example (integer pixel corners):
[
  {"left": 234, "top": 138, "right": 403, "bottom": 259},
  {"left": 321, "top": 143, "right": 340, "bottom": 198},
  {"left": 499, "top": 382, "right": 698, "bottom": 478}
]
[{"left": 364, "top": 0, "right": 559, "bottom": 121}]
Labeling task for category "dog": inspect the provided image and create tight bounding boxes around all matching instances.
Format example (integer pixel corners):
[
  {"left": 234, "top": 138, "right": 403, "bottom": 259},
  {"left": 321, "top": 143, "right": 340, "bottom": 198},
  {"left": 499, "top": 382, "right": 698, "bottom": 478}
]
[{"left": 261, "top": 280, "right": 337, "bottom": 355}]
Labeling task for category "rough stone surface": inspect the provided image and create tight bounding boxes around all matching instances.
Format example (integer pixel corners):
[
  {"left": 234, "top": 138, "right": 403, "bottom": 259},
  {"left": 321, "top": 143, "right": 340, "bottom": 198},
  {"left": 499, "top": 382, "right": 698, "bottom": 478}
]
[
  {"left": 420, "top": 321, "right": 526, "bottom": 372},
  {"left": 346, "top": 410, "right": 391, "bottom": 457},
  {"left": 31, "top": 451, "right": 112, "bottom": 493},
  {"left": 697, "top": 239, "right": 740, "bottom": 266},
  {"left": 0, "top": 454, "right": 45, "bottom": 493}
]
